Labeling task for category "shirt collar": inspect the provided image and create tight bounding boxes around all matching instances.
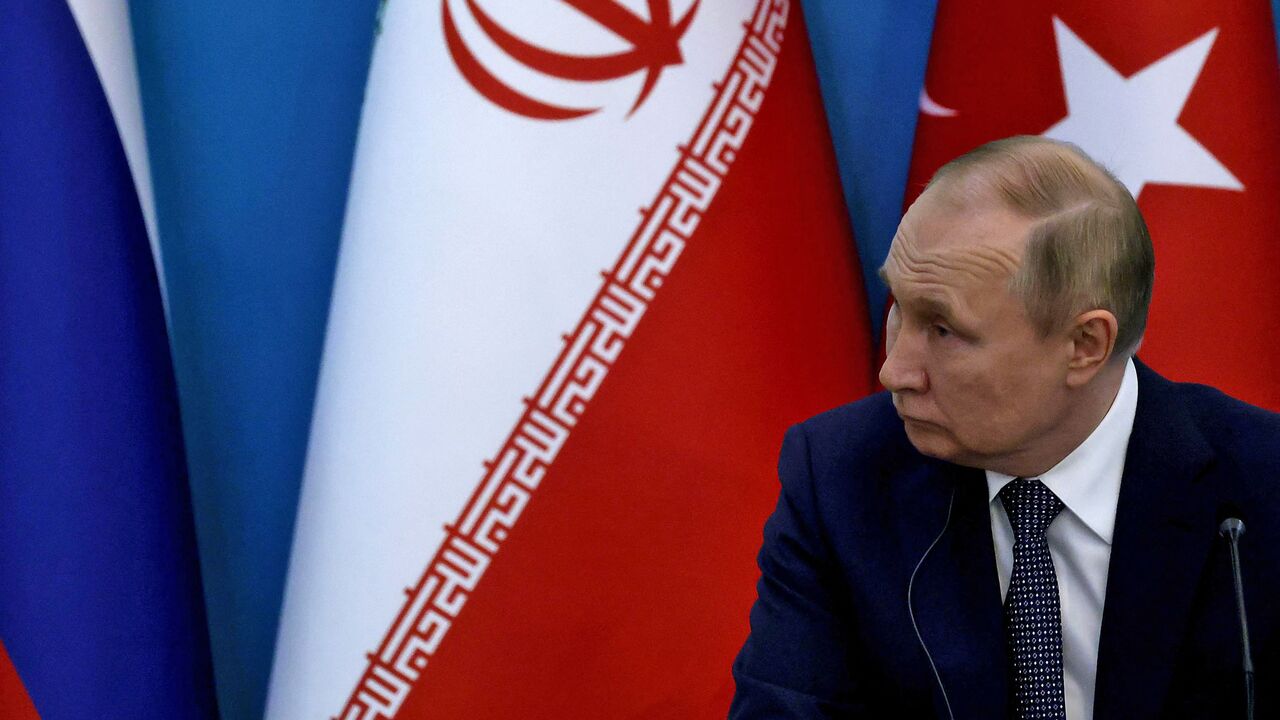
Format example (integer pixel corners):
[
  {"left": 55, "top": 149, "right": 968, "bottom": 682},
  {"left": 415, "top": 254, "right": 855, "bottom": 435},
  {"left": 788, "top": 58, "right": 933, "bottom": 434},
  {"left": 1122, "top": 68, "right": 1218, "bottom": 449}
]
[{"left": 986, "top": 358, "right": 1139, "bottom": 545}]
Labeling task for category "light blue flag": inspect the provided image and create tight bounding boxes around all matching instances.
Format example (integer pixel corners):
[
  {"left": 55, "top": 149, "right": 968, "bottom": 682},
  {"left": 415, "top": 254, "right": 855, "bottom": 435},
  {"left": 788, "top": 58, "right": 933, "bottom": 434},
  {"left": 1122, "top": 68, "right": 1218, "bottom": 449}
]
[
  {"left": 129, "top": 2, "right": 380, "bottom": 717},
  {"left": 802, "top": 0, "right": 938, "bottom": 337},
  {"left": 1273, "top": 0, "right": 1280, "bottom": 62}
]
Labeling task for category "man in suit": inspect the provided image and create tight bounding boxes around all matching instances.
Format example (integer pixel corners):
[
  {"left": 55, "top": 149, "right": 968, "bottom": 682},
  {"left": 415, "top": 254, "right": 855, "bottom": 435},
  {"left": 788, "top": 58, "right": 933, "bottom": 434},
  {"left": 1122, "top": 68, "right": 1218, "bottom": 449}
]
[{"left": 730, "top": 136, "right": 1279, "bottom": 719}]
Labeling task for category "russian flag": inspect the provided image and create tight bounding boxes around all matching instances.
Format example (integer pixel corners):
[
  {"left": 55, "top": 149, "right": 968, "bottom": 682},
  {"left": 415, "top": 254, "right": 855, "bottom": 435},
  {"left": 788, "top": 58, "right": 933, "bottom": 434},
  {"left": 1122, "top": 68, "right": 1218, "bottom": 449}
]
[{"left": 0, "top": 2, "right": 217, "bottom": 717}]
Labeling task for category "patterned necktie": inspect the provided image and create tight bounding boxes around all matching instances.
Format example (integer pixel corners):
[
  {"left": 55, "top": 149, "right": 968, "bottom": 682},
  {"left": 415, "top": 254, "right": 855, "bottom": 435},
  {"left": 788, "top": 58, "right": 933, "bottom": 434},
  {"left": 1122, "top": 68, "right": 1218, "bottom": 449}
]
[{"left": 999, "top": 477, "right": 1067, "bottom": 720}]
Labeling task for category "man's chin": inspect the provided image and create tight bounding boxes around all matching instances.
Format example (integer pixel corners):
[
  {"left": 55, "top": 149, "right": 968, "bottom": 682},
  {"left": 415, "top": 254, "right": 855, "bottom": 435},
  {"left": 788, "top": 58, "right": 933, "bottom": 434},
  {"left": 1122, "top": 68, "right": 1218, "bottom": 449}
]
[{"left": 901, "top": 418, "right": 961, "bottom": 462}]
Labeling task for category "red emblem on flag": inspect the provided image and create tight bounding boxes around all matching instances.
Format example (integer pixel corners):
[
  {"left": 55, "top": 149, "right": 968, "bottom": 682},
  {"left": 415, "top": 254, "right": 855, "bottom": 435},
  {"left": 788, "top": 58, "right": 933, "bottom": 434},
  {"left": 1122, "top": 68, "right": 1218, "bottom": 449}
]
[{"left": 443, "top": 0, "right": 700, "bottom": 120}]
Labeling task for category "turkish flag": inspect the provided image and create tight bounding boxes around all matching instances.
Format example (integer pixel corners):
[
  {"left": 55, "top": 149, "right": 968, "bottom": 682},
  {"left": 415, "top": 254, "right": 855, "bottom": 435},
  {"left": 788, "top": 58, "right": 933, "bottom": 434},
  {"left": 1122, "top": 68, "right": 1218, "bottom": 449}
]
[{"left": 907, "top": 0, "right": 1280, "bottom": 410}]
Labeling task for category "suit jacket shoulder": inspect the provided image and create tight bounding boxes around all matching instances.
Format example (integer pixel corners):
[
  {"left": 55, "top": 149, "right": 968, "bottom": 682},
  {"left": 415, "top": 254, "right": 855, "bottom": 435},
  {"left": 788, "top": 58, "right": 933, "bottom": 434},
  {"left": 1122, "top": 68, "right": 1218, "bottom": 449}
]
[
  {"left": 1169, "top": 371, "right": 1280, "bottom": 473},
  {"left": 787, "top": 392, "right": 929, "bottom": 538}
]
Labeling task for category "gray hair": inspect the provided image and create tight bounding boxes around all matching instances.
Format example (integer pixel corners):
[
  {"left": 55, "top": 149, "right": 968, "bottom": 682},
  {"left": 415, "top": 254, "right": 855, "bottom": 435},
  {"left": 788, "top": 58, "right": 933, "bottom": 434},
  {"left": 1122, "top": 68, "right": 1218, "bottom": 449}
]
[{"left": 927, "top": 136, "right": 1154, "bottom": 358}]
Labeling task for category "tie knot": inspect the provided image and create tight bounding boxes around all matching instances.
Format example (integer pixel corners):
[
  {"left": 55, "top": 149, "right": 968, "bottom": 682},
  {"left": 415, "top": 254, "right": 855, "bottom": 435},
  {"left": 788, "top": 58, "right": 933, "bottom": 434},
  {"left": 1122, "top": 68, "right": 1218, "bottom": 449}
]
[{"left": 998, "top": 477, "right": 1064, "bottom": 541}]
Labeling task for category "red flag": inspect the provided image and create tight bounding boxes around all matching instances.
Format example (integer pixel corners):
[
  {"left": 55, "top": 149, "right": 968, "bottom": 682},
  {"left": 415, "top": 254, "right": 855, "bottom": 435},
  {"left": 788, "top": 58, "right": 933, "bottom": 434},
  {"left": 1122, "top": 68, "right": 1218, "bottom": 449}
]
[{"left": 908, "top": 0, "right": 1280, "bottom": 409}]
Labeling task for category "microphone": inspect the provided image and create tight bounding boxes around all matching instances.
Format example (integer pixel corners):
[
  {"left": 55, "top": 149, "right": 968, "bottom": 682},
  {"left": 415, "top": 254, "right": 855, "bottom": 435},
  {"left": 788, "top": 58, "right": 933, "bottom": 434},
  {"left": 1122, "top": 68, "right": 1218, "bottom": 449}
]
[{"left": 1219, "top": 517, "right": 1254, "bottom": 720}]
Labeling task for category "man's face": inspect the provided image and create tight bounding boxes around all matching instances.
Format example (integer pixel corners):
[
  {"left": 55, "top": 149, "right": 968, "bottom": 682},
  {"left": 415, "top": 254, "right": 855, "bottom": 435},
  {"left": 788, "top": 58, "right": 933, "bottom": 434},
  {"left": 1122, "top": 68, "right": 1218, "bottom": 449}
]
[{"left": 879, "top": 187, "right": 1075, "bottom": 471}]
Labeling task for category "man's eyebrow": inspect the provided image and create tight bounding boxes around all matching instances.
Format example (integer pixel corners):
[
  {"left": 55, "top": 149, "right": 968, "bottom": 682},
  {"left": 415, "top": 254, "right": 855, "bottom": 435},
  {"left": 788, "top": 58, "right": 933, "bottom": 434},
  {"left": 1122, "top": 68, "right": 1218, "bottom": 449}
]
[
  {"left": 915, "top": 296, "right": 954, "bottom": 318},
  {"left": 876, "top": 266, "right": 891, "bottom": 288},
  {"left": 893, "top": 290, "right": 961, "bottom": 322}
]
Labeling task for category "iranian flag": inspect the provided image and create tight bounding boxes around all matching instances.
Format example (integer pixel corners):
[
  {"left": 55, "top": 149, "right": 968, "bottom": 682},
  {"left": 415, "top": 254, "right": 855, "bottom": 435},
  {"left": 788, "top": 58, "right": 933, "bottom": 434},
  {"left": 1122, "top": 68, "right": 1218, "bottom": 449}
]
[
  {"left": 909, "top": 0, "right": 1280, "bottom": 409},
  {"left": 266, "top": 1, "right": 874, "bottom": 717}
]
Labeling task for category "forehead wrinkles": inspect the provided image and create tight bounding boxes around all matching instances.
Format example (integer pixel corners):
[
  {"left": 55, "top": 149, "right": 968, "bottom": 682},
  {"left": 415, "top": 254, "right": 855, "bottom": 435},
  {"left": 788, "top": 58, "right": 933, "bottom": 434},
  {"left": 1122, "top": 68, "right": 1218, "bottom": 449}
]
[{"left": 887, "top": 230, "right": 1023, "bottom": 290}]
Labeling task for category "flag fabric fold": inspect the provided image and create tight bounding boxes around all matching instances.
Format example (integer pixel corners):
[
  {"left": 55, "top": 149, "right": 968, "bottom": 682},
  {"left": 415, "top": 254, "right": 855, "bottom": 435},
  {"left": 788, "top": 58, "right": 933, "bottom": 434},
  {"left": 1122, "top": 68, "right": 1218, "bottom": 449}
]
[
  {"left": 0, "top": 2, "right": 218, "bottom": 717},
  {"left": 126, "top": 2, "right": 382, "bottom": 712}
]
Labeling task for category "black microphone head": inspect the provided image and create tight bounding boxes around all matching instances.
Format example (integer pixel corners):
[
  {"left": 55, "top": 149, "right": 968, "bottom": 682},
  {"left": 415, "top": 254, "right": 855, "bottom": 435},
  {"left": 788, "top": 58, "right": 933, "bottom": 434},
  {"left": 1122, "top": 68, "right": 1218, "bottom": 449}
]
[{"left": 1219, "top": 517, "right": 1246, "bottom": 540}]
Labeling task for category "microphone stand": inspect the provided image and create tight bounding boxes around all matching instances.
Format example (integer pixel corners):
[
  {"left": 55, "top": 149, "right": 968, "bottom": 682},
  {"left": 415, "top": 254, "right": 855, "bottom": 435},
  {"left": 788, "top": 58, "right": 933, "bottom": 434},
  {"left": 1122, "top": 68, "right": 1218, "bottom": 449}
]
[{"left": 1220, "top": 517, "right": 1254, "bottom": 720}]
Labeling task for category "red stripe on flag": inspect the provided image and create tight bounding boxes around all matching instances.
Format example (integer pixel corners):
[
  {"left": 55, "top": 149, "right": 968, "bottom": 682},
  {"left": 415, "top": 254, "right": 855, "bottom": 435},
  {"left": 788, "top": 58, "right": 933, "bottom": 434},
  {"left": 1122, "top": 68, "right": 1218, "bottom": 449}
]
[
  {"left": 332, "top": 1, "right": 874, "bottom": 717},
  {"left": 390, "top": 3, "right": 873, "bottom": 717},
  {"left": 0, "top": 639, "right": 40, "bottom": 720}
]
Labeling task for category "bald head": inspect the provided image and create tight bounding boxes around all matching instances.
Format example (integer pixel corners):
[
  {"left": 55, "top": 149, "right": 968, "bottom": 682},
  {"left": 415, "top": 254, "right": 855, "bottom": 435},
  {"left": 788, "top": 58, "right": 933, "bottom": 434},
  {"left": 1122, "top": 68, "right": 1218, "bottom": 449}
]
[{"left": 921, "top": 136, "right": 1154, "bottom": 358}]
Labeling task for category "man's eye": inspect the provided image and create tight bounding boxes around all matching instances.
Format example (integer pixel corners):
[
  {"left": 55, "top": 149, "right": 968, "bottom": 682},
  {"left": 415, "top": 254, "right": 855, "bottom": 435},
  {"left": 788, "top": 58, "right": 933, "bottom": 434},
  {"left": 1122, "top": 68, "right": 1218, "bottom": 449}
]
[{"left": 932, "top": 324, "right": 950, "bottom": 337}]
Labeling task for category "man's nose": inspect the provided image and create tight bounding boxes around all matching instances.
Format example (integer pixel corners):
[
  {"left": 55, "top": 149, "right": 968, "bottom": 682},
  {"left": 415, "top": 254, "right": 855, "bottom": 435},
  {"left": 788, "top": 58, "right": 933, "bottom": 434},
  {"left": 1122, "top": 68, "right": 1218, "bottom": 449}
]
[{"left": 879, "top": 327, "right": 928, "bottom": 394}]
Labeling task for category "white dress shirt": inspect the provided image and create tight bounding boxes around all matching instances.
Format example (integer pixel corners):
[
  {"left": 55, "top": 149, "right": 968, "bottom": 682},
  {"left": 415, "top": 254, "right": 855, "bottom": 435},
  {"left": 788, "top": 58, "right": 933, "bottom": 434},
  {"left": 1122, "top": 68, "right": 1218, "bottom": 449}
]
[{"left": 986, "top": 358, "right": 1138, "bottom": 720}]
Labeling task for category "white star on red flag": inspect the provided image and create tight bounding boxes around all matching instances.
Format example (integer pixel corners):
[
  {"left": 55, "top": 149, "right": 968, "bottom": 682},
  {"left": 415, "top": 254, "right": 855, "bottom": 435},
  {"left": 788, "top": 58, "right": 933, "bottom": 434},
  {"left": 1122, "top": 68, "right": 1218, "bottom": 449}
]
[{"left": 1043, "top": 16, "right": 1243, "bottom": 198}]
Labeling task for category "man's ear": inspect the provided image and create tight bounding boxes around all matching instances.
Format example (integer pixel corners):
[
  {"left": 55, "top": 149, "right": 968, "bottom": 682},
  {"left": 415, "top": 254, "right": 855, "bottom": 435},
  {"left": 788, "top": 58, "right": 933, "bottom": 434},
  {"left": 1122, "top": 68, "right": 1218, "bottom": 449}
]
[{"left": 1066, "top": 310, "right": 1118, "bottom": 388}]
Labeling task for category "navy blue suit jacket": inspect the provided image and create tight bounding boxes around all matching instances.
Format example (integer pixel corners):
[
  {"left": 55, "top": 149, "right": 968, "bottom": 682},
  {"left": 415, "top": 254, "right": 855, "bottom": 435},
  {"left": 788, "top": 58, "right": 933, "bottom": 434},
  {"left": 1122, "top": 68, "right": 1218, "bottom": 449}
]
[{"left": 731, "top": 361, "right": 1280, "bottom": 719}]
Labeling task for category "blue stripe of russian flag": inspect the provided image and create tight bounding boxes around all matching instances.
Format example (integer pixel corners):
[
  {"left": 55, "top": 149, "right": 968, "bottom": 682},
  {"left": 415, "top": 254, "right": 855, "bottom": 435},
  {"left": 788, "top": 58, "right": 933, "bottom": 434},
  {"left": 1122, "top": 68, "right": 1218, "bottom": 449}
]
[{"left": 0, "top": 1, "right": 217, "bottom": 717}]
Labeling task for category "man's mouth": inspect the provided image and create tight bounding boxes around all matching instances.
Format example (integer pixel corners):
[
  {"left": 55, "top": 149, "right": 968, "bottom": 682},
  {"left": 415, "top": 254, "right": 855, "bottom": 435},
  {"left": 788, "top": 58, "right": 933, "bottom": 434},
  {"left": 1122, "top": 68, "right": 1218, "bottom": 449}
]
[{"left": 899, "top": 413, "right": 941, "bottom": 429}]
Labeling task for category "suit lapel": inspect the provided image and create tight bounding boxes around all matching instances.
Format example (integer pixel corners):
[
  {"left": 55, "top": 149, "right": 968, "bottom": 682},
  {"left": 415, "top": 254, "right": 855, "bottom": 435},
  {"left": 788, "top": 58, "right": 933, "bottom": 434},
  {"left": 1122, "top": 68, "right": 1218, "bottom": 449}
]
[
  {"left": 1094, "top": 362, "right": 1217, "bottom": 720},
  {"left": 903, "top": 461, "right": 1010, "bottom": 719}
]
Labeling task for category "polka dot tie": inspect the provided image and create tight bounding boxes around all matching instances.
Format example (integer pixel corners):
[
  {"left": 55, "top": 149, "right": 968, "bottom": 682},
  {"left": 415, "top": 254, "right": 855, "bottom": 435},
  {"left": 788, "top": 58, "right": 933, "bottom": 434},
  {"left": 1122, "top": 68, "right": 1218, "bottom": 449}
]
[{"left": 999, "top": 477, "right": 1067, "bottom": 720}]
